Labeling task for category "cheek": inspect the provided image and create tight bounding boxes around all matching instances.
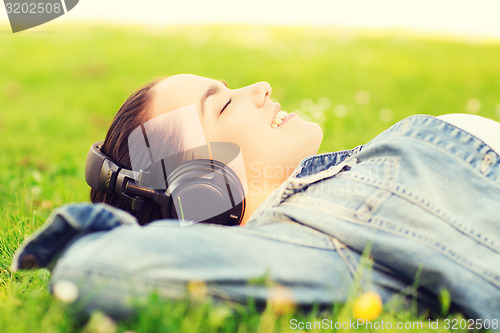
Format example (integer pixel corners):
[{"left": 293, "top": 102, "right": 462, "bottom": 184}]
[
  {"left": 221, "top": 118, "right": 267, "bottom": 142},
  {"left": 220, "top": 124, "right": 276, "bottom": 163}
]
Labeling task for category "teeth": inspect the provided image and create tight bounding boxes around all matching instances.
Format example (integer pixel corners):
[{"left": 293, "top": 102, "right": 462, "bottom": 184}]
[{"left": 272, "top": 111, "right": 288, "bottom": 128}]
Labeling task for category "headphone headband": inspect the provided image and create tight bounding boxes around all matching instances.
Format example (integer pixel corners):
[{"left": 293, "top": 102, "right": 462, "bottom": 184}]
[
  {"left": 85, "top": 141, "right": 117, "bottom": 193},
  {"left": 85, "top": 141, "right": 148, "bottom": 210}
]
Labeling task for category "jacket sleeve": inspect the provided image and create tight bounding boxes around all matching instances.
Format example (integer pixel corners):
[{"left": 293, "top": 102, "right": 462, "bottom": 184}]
[{"left": 10, "top": 203, "right": 139, "bottom": 272}]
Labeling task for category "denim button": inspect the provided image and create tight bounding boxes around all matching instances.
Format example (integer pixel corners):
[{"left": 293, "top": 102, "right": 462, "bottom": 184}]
[{"left": 480, "top": 152, "right": 495, "bottom": 173}]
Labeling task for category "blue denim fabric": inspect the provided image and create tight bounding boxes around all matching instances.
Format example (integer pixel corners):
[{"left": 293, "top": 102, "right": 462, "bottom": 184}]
[{"left": 11, "top": 115, "right": 500, "bottom": 323}]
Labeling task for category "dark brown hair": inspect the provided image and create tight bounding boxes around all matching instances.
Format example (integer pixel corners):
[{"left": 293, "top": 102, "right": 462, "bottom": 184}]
[{"left": 90, "top": 78, "right": 172, "bottom": 225}]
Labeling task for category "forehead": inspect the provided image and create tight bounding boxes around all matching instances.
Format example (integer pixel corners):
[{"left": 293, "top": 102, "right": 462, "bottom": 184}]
[{"left": 150, "top": 74, "right": 217, "bottom": 116}]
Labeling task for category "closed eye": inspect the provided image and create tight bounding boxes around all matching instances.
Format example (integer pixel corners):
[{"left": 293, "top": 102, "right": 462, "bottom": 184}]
[{"left": 219, "top": 98, "right": 231, "bottom": 118}]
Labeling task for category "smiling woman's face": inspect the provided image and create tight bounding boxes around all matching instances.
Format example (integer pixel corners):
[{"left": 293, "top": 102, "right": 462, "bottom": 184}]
[{"left": 150, "top": 74, "right": 323, "bottom": 181}]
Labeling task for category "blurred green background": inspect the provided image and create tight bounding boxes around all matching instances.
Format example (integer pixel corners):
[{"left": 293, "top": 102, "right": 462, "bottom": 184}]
[{"left": 1, "top": 24, "right": 499, "bottom": 332}]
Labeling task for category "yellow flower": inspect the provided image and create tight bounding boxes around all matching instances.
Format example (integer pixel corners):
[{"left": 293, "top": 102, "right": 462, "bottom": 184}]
[
  {"left": 352, "top": 291, "right": 383, "bottom": 321},
  {"left": 187, "top": 280, "right": 208, "bottom": 300},
  {"left": 269, "top": 285, "right": 296, "bottom": 314}
]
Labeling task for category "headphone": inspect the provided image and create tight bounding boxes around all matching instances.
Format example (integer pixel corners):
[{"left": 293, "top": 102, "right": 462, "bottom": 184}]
[{"left": 85, "top": 141, "right": 246, "bottom": 226}]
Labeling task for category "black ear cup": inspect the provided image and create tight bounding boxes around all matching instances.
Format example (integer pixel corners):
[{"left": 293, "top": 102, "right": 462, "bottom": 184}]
[{"left": 162, "top": 159, "right": 245, "bottom": 226}]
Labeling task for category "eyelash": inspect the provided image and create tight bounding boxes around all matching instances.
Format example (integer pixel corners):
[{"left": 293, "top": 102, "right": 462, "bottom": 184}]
[{"left": 219, "top": 98, "right": 232, "bottom": 115}]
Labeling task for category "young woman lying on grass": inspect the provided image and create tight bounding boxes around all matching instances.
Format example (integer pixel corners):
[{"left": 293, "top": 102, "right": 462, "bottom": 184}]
[{"left": 11, "top": 74, "right": 500, "bottom": 327}]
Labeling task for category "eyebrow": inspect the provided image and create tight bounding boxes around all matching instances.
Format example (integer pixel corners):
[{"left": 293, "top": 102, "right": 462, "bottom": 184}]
[{"left": 200, "top": 80, "right": 228, "bottom": 115}]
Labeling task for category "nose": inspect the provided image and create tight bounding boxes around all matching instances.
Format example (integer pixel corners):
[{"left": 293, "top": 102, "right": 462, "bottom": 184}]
[{"left": 249, "top": 81, "right": 272, "bottom": 107}]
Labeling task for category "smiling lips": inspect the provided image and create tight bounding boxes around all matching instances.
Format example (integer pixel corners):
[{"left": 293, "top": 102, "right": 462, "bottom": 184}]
[{"left": 271, "top": 110, "right": 289, "bottom": 128}]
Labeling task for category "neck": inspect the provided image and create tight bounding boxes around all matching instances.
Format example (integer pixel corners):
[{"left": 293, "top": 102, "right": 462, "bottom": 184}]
[{"left": 239, "top": 176, "right": 286, "bottom": 226}]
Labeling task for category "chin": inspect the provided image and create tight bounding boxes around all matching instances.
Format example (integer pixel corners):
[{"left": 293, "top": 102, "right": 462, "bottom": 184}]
[
  {"left": 285, "top": 122, "right": 323, "bottom": 168},
  {"left": 303, "top": 121, "right": 324, "bottom": 156}
]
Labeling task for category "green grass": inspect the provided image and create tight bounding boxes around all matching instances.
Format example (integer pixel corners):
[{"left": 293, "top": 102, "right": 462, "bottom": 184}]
[{"left": 1, "top": 23, "right": 500, "bottom": 332}]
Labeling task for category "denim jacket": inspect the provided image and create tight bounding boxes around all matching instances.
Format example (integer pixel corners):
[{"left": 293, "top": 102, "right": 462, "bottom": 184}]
[{"left": 11, "top": 115, "right": 500, "bottom": 322}]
